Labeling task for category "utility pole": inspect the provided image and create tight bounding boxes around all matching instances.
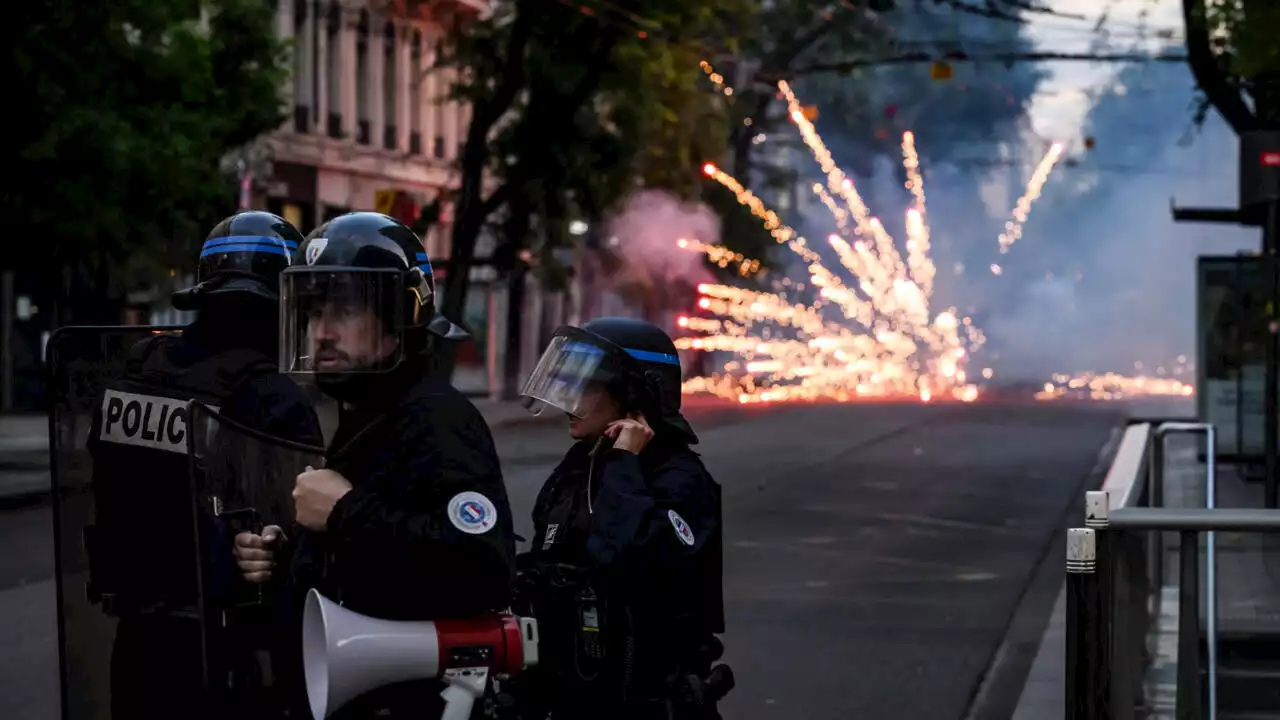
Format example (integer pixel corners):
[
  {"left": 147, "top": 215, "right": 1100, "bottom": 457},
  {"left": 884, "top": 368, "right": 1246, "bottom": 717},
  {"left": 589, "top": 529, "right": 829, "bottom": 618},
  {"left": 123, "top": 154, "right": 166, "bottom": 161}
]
[{"left": 1177, "top": 0, "right": 1280, "bottom": 506}]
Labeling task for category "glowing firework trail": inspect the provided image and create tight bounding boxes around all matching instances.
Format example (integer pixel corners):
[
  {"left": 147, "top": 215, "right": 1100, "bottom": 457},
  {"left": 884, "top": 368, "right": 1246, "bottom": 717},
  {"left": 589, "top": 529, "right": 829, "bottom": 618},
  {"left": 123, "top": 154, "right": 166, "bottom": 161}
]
[
  {"left": 997, "top": 142, "right": 1065, "bottom": 255},
  {"left": 777, "top": 80, "right": 949, "bottom": 352},
  {"left": 777, "top": 80, "right": 907, "bottom": 281},
  {"left": 901, "top": 131, "right": 935, "bottom": 297},
  {"left": 700, "top": 163, "right": 875, "bottom": 327},
  {"left": 679, "top": 60, "right": 983, "bottom": 404},
  {"left": 676, "top": 238, "right": 762, "bottom": 278}
]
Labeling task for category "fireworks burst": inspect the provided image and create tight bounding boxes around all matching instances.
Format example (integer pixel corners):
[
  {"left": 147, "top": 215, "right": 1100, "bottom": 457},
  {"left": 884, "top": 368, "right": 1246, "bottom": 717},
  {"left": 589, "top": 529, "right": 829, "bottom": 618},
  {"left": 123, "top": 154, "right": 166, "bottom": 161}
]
[
  {"left": 677, "top": 63, "right": 1063, "bottom": 405},
  {"left": 1035, "top": 372, "right": 1194, "bottom": 401}
]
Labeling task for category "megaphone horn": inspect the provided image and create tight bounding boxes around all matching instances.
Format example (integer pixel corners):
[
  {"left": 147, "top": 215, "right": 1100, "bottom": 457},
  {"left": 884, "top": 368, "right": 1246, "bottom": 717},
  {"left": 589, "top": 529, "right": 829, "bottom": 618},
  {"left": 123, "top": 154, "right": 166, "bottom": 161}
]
[{"left": 302, "top": 589, "right": 539, "bottom": 720}]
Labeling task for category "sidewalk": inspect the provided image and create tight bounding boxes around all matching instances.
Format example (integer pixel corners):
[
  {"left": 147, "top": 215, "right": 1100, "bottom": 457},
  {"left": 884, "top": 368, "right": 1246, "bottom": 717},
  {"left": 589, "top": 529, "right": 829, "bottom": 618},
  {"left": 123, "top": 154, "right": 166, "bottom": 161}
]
[{"left": 1009, "top": 429, "right": 1280, "bottom": 718}]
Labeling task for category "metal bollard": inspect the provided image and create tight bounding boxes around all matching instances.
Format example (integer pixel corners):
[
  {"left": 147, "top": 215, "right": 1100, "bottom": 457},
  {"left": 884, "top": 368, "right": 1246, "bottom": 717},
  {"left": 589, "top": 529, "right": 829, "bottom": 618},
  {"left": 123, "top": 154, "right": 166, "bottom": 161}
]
[
  {"left": 1067, "top": 527, "right": 1102, "bottom": 720},
  {"left": 1176, "top": 530, "right": 1202, "bottom": 720},
  {"left": 1085, "top": 491, "right": 1114, "bottom": 720}
]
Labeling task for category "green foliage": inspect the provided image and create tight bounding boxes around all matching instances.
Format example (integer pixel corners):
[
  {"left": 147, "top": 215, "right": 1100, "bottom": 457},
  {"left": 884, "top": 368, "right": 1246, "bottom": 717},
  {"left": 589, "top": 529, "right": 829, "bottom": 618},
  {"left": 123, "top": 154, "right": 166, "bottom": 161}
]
[
  {"left": 439, "top": 0, "right": 755, "bottom": 289},
  {"left": 1203, "top": 0, "right": 1280, "bottom": 80},
  {"left": 9, "top": 0, "right": 290, "bottom": 316},
  {"left": 704, "top": 2, "right": 890, "bottom": 267}
]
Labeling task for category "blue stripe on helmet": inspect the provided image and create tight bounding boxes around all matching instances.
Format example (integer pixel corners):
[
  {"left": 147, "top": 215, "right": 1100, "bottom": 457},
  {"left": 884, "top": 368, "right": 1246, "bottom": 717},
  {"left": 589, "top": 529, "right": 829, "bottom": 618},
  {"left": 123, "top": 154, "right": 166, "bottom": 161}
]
[
  {"left": 415, "top": 252, "right": 432, "bottom": 275},
  {"left": 624, "top": 348, "right": 681, "bottom": 366},
  {"left": 199, "top": 242, "right": 292, "bottom": 259},
  {"left": 560, "top": 341, "right": 680, "bottom": 366},
  {"left": 202, "top": 235, "right": 297, "bottom": 252}
]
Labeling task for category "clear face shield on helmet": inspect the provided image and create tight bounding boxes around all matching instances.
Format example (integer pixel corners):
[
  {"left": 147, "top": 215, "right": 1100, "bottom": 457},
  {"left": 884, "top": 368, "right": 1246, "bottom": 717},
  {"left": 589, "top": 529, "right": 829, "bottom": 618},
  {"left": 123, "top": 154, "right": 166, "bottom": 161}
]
[
  {"left": 519, "top": 327, "right": 633, "bottom": 420},
  {"left": 279, "top": 268, "right": 407, "bottom": 375}
]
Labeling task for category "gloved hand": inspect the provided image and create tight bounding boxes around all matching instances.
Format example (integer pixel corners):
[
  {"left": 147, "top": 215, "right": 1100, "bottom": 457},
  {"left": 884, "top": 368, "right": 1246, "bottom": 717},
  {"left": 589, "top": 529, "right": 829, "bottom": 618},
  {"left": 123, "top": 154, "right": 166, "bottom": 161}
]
[{"left": 233, "top": 525, "right": 284, "bottom": 583}]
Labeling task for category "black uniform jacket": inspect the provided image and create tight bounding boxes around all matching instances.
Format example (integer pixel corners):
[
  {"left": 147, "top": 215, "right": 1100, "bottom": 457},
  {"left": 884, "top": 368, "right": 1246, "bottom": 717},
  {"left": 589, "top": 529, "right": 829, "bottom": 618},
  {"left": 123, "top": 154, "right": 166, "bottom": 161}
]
[
  {"left": 521, "top": 435, "right": 724, "bottom": 702},
  {"left": 278, "top": 365, "right": 516, "bottom": 718}
]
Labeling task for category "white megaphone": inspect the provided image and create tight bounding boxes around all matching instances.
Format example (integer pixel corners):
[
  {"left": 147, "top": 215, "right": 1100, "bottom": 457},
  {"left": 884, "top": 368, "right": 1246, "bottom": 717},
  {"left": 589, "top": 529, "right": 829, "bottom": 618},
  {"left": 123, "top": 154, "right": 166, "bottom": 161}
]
[{"left": 302, "top": 588, "right": 539, "bottom": 720}]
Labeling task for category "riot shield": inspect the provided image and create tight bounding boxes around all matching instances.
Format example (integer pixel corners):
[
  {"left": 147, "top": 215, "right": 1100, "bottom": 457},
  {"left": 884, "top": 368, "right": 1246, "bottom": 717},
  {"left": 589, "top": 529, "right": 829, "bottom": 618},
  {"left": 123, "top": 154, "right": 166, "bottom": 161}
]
[
  {"left": 47, "top": 325, "right": 184, "bottom": 720},
  {"left": 186, "top": 400, "right": 324, "bottom": 714}
]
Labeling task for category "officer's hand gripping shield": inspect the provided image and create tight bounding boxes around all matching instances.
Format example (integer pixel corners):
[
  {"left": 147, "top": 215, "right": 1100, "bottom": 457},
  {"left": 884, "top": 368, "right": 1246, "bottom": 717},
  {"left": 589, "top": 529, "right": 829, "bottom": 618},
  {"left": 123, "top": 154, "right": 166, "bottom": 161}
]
[
  {"left": 46, "top": 326, "right": 323, "bottom": 719},
  {"left": 186, "top": 401, "right": 325, "bottom": 711},
  {"left": 47, "top": 325, "right": 182, "bottom": 720}
]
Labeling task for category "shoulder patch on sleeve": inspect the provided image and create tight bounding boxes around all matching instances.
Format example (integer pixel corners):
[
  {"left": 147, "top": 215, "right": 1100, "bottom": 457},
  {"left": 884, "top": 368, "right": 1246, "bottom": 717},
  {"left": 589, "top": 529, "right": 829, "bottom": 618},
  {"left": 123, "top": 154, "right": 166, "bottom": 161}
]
[
  {"left": 448, "top": 491, "right": 499, "bottom": 535},
  {"left": 668, "top": 509, "right": 696, "bottom": 546}
]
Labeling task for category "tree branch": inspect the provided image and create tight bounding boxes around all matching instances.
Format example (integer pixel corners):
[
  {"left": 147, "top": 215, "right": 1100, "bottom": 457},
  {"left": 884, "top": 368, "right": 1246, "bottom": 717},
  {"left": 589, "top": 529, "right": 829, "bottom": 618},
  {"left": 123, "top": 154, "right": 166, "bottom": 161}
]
[
  {"left": 1182, "top": 0, "right": 1254, "bottom": 132},
  {"left": 481, "top": 183, "right": 511, "bottom": 218},
  {"left": 472, "top": 0, "right": 537, "bottom": 136},
  {"left": 766, "top": 19, "right": 838, "bottom": 74}
]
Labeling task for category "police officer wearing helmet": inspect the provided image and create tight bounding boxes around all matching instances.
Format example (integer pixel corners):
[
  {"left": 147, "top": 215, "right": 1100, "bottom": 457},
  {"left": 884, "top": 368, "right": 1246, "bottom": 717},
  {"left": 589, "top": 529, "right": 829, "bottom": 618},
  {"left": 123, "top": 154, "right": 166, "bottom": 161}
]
[
  {"left": 87, "top": 211, "right": 324, "bottom": 719},
  {"left": 513, "top": 318, "right": 733, "bottom": 720},
  {"left": 230, "top": 211, "right": 516, "bottom": 718}
]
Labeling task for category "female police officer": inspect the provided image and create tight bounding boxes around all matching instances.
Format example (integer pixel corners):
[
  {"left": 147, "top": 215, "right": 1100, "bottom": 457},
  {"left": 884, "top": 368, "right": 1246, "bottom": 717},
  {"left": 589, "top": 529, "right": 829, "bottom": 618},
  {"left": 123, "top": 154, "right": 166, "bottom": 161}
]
[{"left": 514, "top": 317, "right": 733, "bottom": 719}]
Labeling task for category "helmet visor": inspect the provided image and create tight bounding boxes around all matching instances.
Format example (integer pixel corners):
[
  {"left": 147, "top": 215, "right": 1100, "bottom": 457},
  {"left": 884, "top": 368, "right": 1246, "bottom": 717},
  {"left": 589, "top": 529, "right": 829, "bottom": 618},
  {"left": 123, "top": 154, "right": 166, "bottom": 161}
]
[
  {"left": 280, "top": 268, "right": 406, "bottom": 375},
  {"left": 519, "top": 327, "right": 632, "bottom": 419}
]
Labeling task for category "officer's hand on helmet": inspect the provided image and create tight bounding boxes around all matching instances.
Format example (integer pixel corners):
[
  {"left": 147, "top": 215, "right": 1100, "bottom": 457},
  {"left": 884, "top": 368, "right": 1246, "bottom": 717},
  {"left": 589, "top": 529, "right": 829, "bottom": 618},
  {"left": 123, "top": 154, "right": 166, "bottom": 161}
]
[
  {"left": 605, "top": 413, "right": 654, "bottom": 454},
  {"left": 234, "top": 525, "right": 284, "bottom": 584}
]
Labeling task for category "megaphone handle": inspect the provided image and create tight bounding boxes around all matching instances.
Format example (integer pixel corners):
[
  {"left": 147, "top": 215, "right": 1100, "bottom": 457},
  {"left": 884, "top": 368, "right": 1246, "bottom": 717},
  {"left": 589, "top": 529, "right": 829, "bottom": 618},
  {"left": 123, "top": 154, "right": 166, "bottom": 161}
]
[{"left": 440, "top": 669, "right": 488, "bottom": 720}]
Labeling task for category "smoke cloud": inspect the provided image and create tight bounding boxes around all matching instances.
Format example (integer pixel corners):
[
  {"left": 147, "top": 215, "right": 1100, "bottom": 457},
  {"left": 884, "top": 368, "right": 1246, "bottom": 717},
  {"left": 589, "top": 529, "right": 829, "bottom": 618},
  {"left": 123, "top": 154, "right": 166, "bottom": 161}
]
[
  {"left": 783, "top": 61, "right": 1259, "bottom": 386},
  {"left": 605, "top": 189, "right": 720, "bottom": 288},
  {"left": 976, "top": 73, "right": 1257, "bottom": 381}
]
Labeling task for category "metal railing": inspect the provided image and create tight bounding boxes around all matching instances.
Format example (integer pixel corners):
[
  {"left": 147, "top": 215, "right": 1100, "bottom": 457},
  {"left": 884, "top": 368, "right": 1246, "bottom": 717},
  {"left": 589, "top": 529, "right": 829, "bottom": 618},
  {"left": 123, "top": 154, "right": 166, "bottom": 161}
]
[{"left": 1062, "top": 419, "right": 1280, "bottom": 720}]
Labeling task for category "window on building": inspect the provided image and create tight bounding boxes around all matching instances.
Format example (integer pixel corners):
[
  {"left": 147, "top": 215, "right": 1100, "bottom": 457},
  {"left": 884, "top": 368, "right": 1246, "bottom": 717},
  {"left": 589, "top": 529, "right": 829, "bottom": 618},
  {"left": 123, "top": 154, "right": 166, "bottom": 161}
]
[
  {"left": 383, "top": 22, "right": 397, "bottom": 150},
  {"left": 433, "top": 47, "right": 447, "bottom": 157},
  {"left": 292, "top": 0, "right": 309, "bottom": 133},
  {"left": 355, "top": 10, "right": 370, "bottom": 144},
  {"left": 409, "top": 30, "right": 422, "bottom": 155},
  {"left": 325, "top": 2, "right": 341, "bottom": 139}
]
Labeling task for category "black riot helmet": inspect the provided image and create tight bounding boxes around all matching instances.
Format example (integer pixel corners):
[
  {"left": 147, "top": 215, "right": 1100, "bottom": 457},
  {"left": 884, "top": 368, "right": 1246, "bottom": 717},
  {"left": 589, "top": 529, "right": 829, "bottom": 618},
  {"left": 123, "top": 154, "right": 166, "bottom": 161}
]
[
  {"left": 172, "top": 211, "right": 302, "bottom": 311},
  {"left": 519, "top": 317, "right": 698, "bottom": 444},
  {"left": 279, "top": 212, "right": 468, "bottom": 382}
]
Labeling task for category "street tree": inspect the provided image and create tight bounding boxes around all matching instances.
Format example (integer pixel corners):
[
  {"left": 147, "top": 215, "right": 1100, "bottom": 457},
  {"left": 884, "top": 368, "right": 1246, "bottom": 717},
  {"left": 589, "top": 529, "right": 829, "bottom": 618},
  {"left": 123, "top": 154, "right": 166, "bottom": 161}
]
[
  {"left": 8, "top": 0, "right": 290, "bottom": 324},
  {"left": 1184, "top": 0, "right": 1280, "bottom": 130},
  {"left": 430, "top": 0, "right": 753, "bottom": 331}
]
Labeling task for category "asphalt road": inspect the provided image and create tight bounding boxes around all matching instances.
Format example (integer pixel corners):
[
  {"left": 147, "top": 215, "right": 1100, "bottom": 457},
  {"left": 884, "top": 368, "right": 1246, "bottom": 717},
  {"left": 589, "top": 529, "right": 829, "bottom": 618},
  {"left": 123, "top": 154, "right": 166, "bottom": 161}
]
[{"left": 0, "top": 399, "right": 1136, "bottom": 720}]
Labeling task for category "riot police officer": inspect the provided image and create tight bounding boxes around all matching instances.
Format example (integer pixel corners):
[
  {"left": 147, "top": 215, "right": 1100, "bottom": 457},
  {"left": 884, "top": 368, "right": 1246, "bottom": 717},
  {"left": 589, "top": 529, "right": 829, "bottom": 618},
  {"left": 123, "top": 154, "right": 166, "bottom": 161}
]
[
  {"left": 232, "top": 211, "right": 517, "bottom": 719},
  {"left": 514, "top": 318, "right": 733, "bottom": 720},
  {"left": 87, "top": 210, "right": 324, "bottom": 719}
]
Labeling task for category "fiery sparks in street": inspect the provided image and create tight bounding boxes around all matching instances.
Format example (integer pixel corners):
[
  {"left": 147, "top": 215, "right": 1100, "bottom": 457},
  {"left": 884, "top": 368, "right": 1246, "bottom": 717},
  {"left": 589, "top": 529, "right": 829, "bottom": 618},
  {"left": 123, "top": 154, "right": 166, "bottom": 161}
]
[
  {"left": 1035, "top": 372, "right": 1195, "bottom": 401},
  {"left": 675, "top": 62, "right": 1079, "bottom": 405}
]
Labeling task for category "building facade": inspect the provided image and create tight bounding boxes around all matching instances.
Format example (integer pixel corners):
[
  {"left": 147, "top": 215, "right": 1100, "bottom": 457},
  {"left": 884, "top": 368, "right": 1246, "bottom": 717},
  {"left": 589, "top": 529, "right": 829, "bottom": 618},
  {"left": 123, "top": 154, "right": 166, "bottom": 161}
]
[
  {"left": 262, "top": 0, "right": 484, "bottom": 260},
  {"left": 254, "top": 0, "right": 504, "bottom": 393}
]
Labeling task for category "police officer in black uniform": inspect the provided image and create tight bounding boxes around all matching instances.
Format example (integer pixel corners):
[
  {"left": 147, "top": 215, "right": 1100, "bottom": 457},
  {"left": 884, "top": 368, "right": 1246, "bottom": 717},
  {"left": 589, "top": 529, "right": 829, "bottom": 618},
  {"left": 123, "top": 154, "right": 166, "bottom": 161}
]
[
  {"left": 514, "top": 318, "right": 733, "bottom": 720},
  {"left": 88, "top": 210, "right": 324, "bottom": 720},
  {"left": 232, "top": 211, "right": 517, "bottom": 719}
]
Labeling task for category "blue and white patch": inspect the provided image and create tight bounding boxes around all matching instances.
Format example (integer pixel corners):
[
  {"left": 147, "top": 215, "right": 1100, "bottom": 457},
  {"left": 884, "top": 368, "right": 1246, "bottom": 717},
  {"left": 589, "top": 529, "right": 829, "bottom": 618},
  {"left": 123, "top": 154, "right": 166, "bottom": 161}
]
[
  {"left": 448, "top": 491, "right": 499, "bottom": 535},
  {"left": 305, "top": 237, "right": 328, "bottom": 266},
  {"left": 668, "top": 509, "right": 695, "bottom": 546}
]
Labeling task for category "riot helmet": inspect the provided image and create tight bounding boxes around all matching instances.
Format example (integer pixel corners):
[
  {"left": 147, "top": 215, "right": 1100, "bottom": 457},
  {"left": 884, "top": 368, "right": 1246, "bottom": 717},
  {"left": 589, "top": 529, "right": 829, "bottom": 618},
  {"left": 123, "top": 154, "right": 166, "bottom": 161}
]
[
  {"left": 172, "top": 211, "right": 302, "bottom": 311},
  {"left": 280, "top": 211, "right": 468, "bottom": 382},
  {"left": 519, "top": 317, "right": 698, "bottom": 444}
]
